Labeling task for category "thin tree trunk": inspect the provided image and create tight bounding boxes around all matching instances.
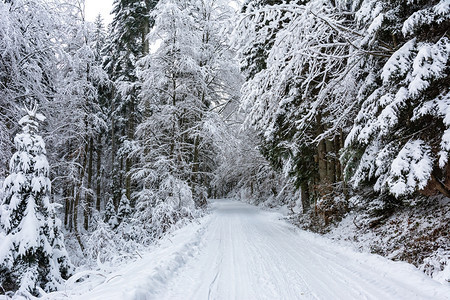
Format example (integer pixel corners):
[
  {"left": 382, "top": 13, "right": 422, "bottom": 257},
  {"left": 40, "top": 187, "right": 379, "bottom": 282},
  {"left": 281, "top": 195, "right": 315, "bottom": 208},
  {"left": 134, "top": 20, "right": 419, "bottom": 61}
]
[
  {"left": 68, "top": 186, "right": 74, "bottom": 232},
  {"left": 96, "top": 135, "right": 102, "bottom": 212},
  {"left": 335, "top": 134, "right": 342, "bottom": 182},
  {"left": 325, "top": 138, "right": 336, "bottom": 184},
  {"left": 301, "top": 182, "right": 310, "bottom": 213},
  {"left": 318, "top": 139, "right": 327, "bottom": 184},
  {"left": 64, "top": 187, "right": 69, "bottom": 227},
  {"left": 84, "top": 136, "right": 94, "bottom": 230},
  {"left": 74, "top": 143, "right": 88, "bottom": 252}
]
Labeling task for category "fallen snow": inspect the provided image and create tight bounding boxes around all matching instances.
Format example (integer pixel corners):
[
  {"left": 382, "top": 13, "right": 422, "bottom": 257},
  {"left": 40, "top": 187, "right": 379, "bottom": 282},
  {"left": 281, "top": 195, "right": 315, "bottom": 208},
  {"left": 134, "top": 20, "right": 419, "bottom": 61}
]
[{"left": 44, "top": 199, "right": 449, "bottom": 299}]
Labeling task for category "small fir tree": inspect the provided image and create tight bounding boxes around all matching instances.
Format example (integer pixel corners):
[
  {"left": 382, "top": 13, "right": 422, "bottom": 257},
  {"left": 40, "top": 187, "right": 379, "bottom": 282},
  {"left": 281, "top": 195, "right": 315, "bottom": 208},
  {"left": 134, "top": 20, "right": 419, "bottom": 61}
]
[
  {"left": 117, "top": 191, "right": 131, "bottom": 222},
  {"left": 0, "top": 105, "right": 72, "bottom": 296},
  {"left": 104, "top": 197, "right": 118, "bottom": 228}
]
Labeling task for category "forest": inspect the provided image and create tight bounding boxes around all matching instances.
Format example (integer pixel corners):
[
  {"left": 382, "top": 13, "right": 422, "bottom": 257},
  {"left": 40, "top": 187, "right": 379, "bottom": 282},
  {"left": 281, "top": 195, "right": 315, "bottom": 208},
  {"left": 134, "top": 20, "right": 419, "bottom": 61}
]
[{"left": 0, "top": 0, "right": 449, "bottom": 297}]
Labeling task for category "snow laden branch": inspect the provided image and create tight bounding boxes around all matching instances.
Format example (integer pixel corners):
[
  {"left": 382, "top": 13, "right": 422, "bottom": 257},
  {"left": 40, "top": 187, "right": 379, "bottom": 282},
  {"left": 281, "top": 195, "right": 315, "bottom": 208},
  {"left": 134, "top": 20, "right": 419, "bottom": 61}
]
[{"left": 234, "top": 0, "right": 367, "bottom": 147}]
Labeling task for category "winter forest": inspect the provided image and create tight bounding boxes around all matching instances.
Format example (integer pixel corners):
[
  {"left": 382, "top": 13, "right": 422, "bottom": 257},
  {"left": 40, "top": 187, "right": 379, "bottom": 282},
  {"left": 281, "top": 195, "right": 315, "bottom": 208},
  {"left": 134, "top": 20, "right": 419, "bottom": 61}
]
[{"left": 0, "top": 0, "right": 449, "bottom": 298}]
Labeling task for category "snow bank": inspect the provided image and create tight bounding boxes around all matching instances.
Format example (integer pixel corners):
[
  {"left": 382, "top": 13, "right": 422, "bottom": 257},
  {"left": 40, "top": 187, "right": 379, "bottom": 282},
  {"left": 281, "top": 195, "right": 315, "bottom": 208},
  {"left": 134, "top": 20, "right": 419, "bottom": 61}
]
[{"left": 43, "top": 215, "right": 211, "bottom": 300}]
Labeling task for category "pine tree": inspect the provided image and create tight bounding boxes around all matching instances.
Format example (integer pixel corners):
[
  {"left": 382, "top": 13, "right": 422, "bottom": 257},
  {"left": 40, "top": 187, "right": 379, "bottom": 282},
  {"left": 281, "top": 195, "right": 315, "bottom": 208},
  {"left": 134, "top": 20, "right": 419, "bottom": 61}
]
[
  {"left": 104, "top": 0, "right": 159, "bottom": 205},
  {"left": 104, "top": 197, "right": 118, "bottom": 228},
  {"left": 117, "top": 191, "right": 131, "bottom": 222},
  {"left": 0, "top": 105, "right": 72, "bottom": 296},
  {"left": 344, "top": 0, "right": 450, "bottom": 200}
]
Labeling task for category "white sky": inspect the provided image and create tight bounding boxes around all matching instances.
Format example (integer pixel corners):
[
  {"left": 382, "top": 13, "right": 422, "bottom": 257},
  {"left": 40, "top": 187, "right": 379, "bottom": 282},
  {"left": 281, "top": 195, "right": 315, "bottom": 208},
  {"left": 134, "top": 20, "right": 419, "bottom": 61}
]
[
  {"left": 85, "top": 0, "right": 114, "bottom": 24},
  {"left": 85, "top": 0, "right": 242, "bottom": 25}
]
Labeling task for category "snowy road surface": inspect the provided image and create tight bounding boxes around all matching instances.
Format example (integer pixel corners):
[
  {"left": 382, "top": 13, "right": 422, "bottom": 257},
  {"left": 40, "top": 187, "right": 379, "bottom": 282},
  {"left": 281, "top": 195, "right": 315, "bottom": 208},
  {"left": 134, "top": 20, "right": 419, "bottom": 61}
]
[{"left": 72, "top": 199, "right": 450, "bottom": 300}]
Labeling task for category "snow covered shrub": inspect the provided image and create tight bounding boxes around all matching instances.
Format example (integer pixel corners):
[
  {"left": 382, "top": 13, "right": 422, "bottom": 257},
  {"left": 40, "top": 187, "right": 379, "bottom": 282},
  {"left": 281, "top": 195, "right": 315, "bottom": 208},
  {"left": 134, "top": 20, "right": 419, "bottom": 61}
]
[
  {"left": 421, "top": 248, "right": 450, "bottom": 284},
  {"left": 150, "top": 201, "right": 194, "bottom": 240},
  {"left": 83, "top": 216, "right": 141, "bottom": 267},
  {"left": 0, "top": 106, "right": 72, "bottom": 296},
  {"left": 84, "top": 218, "right": 120, "bottom": 264}
]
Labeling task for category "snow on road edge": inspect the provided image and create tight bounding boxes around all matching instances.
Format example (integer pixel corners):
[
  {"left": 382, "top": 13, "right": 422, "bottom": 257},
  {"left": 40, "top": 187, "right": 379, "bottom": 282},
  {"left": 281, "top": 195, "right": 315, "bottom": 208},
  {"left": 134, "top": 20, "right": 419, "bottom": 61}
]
[{"left": 43, "top": 214, "right": 212, "bottom": 300}]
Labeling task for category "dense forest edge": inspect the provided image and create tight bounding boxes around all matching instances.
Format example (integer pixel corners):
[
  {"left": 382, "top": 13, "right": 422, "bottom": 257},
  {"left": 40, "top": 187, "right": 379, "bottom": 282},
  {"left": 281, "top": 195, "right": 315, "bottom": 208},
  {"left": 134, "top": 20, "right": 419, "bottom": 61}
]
[{"left": 0, "top": 0, "right": 449, "bottom": 297}]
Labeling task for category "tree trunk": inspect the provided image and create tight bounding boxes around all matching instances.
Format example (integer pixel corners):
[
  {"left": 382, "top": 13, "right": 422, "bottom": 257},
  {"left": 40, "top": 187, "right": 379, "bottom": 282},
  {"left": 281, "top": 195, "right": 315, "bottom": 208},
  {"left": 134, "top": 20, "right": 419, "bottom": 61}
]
[
  {"left": 334, "top": 134, "right": 342, "bottom": 182},
  {"left": 64, "top": 187, "right": 70, "bottom": 227},
  {"left": 191, "top": 135, "right": 200, "bottom": 184},
  {"left": 84, "top": 136, "right": 94, "bottom": 230},
  {"left": 74, "top": 143, "right": 88, "bottom": 252},
  {"left": 126, "top": 99, "right": 134, "bottom": 201},
  {"left": 317, "top": 139, "right": 327, "bottom": 183},
  {"left": 325, "top": 138, "right": 336, "bottom": 184},
  {"left": 96, "top": 135, "right": 102, "bottom": 212},
  {"left": 301, "top": 182, "right": 310, "bottom": 213}
]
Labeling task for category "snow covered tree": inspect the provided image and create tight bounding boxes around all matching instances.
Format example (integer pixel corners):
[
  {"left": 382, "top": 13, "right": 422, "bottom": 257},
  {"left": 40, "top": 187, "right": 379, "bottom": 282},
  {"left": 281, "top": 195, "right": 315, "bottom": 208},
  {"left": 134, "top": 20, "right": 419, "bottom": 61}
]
[
  {"left": 236, "top": 0, "right": 360, "bottom": 211},
  {"left": 0, "top": 0, "right": 64, "bottom": 178},
  {"left": 117, "top": 190, "right": 131, "bottom": 222},
  {"left": 134, "top": 0, "right": 239, "bottom": 208},
  {"left": 104, "top": 197, "right": 118, "bottom": 229},
  {"left": 103, "top": 0, "right": 159, "bottom": 205},
  {"left": 44, "top": 2, "right": 109, "bottom": 249},
  {"left": 343, "top": 0, "right": 450, "bottom": 201},
  {"left": 0, "top": 105, "right": 72, "bottom": 296}
]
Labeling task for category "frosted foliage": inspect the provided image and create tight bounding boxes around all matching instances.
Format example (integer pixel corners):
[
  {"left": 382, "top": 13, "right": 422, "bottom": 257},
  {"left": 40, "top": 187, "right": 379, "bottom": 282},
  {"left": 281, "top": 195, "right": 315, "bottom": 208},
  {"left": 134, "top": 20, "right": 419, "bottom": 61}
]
[
  {"left": 386, "top": 140, "right": 433, "bottom": 197},
  {"left": 413, "top": 91, "right": 450, "bottom": 167},
  {"left": 0, "top": 108, "right": 72, "bottom": 295},
  {"left": 355, "top": 0, "right": 383, "bottom": 26},
  {"left": 105, "top": 198, "right": 118, "bottom": 228},
  {"left": 352, "top": 143, "right": 379, "bottom": 187},
  {"left": 347, "top": 21, "right": 449, "bottom": 198},
  {"left": 237, "top": 0, "right": 356, "bottom": 144},
  {"left": 402, "top": 0, "right": 450, "bottom": 36},
  {"left": 118, "top": 193, "right": 131, "bottom": 221},
  {"left": 161, "top": 176, "right": 195, "bottom": 210},
  {"left": 409, "top": 38, "right": 449, "bottom": 98},
  {"left": 367, "top": 13, "right": 384, "bottom": 34},
  {"left": 381, "top": 39, "right": 415, "bottom": 84}
]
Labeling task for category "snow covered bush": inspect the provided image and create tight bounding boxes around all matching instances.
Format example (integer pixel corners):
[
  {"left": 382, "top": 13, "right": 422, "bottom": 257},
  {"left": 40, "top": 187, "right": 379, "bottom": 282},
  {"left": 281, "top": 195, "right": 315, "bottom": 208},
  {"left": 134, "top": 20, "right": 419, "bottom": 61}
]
[
  {"left": 0, "top": 106, "right": 72, "bottom": 296},
  {"left": 131, "top": 176, "right": 197, "bottom": 242}
]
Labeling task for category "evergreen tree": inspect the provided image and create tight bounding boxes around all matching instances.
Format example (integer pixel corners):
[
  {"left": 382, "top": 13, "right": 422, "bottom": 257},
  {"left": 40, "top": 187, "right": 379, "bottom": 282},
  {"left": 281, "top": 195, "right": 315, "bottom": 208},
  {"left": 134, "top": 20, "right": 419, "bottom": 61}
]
[
  {"left": 135, "top": 0, "right": 238, "bottom": 208},
  {"left": 104, "top": 197, "right": 118, "bottom": 228},
  {"left": 344, "top": 0, "right": 450, "bottom": 200},
  {"left": 104, "top": 0, "right": 159, "bottom": 205},
  {"left": 0, "top": 105, "right": 72, "bottom": 296},
  {"left": 117, "top": 190, "right": 131, "bottom": 222}
]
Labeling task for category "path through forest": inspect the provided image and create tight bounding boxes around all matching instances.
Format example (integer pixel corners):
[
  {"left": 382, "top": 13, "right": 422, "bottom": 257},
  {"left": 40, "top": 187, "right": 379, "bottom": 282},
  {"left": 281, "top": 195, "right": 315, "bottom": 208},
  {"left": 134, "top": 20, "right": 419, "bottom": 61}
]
[{"left": 74, "top": 199, "right": 450, "bottom": 300}]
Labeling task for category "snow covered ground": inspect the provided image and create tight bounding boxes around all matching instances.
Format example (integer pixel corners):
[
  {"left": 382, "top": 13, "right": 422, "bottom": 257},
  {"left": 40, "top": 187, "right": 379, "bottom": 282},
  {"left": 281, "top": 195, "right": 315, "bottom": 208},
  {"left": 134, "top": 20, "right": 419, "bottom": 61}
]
[{"left": 49, "top": 199, "right": 449, "bottom": 300}]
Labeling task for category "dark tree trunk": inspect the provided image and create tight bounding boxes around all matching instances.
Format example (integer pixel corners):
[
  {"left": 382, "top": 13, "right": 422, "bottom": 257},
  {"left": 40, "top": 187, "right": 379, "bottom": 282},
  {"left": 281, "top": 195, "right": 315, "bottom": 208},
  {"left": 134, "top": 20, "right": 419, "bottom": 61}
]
[
  {"left": 301, "top": 182, "right": 310, "bottom": 213},
  {"left": 84, "top": 136, "right": 94, "bottom": 230},
  {"left": 325, "top": 138, "right": 336, "bottom": 184},
  {"left": 96, "top": 135, "right": 102, "bottom": 212}
]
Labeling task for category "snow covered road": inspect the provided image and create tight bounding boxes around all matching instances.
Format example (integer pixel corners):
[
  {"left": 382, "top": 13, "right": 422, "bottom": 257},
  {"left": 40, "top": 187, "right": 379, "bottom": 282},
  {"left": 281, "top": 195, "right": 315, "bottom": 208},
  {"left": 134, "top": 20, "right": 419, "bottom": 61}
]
[{"left": 71, "top": 199, "right": 450, "bottom": 300}]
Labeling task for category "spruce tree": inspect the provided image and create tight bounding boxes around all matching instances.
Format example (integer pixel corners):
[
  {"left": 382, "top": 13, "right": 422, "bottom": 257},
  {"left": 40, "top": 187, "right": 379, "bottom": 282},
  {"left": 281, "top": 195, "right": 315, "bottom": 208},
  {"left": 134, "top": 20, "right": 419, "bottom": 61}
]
[
  {"left": 0, "top": 105, "right": 72, "bottom": 296},
  {"left": 117, "top": 190, "right": 131, "bottom": 222},
  {"left": 104, "top": 0, "right": 159, "bottom": 206},
  {"left": 104, "top": 197, "right": 118, "bottom": 228}
]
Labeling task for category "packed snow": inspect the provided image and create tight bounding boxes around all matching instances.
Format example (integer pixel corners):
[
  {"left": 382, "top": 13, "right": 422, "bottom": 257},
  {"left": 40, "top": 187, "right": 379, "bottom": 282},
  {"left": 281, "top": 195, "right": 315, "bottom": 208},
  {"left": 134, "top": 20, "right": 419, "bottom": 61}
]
[{"left": 43, "top": 199, "right": 450, "bottom": 300}]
